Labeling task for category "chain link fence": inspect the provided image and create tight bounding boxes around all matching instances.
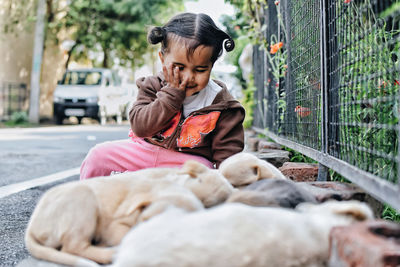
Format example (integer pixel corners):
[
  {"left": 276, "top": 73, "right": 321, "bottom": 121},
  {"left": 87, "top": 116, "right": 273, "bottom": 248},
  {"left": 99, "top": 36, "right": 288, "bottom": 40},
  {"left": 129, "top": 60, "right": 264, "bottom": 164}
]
[{"left": 252, "top": 0, "right": 400, "bottom": 211}]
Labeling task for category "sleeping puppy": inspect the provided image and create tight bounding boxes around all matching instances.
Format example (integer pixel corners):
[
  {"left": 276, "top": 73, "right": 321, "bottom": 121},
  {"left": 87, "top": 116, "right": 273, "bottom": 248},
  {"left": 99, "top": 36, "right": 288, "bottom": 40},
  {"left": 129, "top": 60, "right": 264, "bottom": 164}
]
[
  {"left": 227, "top": 179, "right": 317, "bottom": 208},
  {"left": 136, "top": 160, "right": 236, "bottom": 208},
  {"left": 113, "top": 201, "right": 374, "bottom": 267},
  {"left": 219, "top": 152, "right": 287, "bottom": 186},
  {"left": 25, "top": 160, "right": 234, "bottom": 267}
]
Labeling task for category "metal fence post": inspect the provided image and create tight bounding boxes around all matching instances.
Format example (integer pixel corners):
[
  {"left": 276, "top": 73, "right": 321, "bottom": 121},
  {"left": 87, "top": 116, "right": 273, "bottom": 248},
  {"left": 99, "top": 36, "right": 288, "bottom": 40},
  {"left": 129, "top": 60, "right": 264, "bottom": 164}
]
[{"left": 318, "top": 0, "right": 329, "bottom": 181}]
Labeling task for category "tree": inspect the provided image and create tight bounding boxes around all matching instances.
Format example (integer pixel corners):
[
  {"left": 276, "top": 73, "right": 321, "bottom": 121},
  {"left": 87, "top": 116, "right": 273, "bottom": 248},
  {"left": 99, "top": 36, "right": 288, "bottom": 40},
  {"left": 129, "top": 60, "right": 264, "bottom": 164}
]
[
  {"left": 54, "top": 0, "right": 184, "bottom": 68},
  {"left": 2, "top": 0, "right": 184, "bottom": 69}
]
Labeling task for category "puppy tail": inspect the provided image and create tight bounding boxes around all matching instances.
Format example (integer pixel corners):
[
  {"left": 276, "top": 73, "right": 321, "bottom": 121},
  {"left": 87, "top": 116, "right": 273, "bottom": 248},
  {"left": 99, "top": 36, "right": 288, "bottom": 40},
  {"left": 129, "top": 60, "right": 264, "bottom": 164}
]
[{"left": 25, "top": 230, "right": 99, "bottom": 267}]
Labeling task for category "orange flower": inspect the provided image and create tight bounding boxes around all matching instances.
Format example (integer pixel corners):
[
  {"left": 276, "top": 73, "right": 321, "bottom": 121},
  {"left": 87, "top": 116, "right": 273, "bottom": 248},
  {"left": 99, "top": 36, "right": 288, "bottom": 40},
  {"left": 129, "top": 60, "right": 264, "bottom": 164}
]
[
  {"left": 344, "top": 0, "right": 352, "bottom": 3},
  {"left": 378, "top": 80, "right": 387, "bottom": 88},
  {"left": 294, "top": 105, "right": 311, "bottom": 118},
  {"left": 270, "top": 42, "right": 283, "bottom": 54}
]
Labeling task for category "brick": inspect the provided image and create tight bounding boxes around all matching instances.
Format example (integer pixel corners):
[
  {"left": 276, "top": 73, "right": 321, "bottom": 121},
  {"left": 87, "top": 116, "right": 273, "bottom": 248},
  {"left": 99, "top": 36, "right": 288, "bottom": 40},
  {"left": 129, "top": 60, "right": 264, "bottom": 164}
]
[
  {"left": 257, "top": 140, "right": 282, "bottom": 151},
  {"left": 258, "top": 149, "right": 290, "bottom": 167},
  {"left": 278, "top": 162, "right": 318, "bottom": 181},
  {"left": 329, "top": 220, "right": 400, "bottom": 267}
]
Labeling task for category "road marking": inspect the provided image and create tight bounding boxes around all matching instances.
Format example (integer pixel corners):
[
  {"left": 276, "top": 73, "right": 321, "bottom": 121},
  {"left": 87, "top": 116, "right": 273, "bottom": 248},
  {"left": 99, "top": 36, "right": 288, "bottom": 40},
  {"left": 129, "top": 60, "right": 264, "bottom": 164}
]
[{"left": 0, "top": 167, "right": 80, "bottom": 199}]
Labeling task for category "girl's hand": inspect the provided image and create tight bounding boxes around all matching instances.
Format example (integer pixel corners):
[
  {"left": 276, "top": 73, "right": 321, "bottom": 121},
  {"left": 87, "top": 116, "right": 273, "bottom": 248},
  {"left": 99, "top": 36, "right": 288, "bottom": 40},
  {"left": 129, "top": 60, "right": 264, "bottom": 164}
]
[{"left": 163, "top": 64, "right": 189, "bottom": 91}]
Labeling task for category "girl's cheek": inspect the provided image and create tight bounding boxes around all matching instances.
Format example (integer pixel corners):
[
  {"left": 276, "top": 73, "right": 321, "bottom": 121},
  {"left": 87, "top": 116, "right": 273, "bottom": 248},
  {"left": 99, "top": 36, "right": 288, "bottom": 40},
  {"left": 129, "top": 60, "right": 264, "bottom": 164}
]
[{"left": 180, "top": 71, "right": 190, "bottom": 82}]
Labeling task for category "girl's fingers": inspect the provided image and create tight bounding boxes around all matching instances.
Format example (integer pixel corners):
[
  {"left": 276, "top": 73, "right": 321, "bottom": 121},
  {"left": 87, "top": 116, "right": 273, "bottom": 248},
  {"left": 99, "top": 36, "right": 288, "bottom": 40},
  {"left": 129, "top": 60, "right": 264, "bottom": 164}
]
[
  {"left": 167, "top": 64, "right": 174, "bottom": 83},
  {"left": 179, "top": 75, "right": 189, "bottom": 91},
  {"left": 162, "top": 65, "right": 169, "bottom": 82},
  {"left": 163, "top": 64, "right": 186, "bottom": 91},
  {"left": 173, "top": 66, "right": 181, "bottom": 89}
]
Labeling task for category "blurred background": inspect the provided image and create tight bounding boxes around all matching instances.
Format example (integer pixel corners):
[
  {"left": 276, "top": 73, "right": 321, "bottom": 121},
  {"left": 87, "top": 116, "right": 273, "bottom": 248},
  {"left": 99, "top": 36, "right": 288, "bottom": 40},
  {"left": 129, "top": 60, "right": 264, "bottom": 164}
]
[{"left": 0, "top": 0, "right": 248, "bottom": 125}]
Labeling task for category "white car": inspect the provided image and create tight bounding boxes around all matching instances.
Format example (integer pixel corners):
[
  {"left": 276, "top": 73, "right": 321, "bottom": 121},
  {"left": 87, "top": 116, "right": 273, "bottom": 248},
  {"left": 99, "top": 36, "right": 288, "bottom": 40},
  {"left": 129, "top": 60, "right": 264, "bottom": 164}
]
[{"left": 53, "top": 68, "right": 131, "bottom": 125}]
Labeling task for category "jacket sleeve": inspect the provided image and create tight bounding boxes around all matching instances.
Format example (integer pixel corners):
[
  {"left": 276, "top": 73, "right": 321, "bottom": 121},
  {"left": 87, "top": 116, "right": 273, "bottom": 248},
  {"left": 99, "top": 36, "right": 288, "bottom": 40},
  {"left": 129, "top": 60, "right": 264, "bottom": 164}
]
[
  {"left": 129, "top": 76, "right": 185, "bottom": 137},
  {"left": 211, "top": 107, "right": 245, "bottom": 168}
]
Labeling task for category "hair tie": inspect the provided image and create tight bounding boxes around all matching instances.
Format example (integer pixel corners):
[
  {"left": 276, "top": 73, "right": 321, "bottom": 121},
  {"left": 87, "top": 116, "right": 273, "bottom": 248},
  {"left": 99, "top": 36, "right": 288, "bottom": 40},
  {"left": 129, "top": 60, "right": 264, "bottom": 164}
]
[{"left": 224, "top": 38, "right": 235, "bottom": 52}]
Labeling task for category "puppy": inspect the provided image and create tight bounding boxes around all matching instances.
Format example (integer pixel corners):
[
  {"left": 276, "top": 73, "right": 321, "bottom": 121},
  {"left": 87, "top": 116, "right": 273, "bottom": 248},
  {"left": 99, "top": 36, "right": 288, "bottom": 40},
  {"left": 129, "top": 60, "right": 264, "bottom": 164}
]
[
  {"left": 219, "top": 152, "right": 287, "bottom": 186},
  {"left": 127, "top": 160, "right": 235, "bottom": 208},
  {"left": 113, "top": 201, "right": 374, "bottom": 267},
  {"left": 227, "top": 179, "right": 317, "bottom": 208},
  {"left": 25, "top": 160, "right": 234, "bottom": 266}
]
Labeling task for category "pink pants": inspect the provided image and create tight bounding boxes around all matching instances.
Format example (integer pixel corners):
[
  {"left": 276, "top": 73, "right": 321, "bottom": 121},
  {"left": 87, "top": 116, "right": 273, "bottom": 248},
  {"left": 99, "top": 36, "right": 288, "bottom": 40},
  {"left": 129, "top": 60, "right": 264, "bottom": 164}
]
[{"left": 80, "top": 137, "right": 214, "bottom": 180}]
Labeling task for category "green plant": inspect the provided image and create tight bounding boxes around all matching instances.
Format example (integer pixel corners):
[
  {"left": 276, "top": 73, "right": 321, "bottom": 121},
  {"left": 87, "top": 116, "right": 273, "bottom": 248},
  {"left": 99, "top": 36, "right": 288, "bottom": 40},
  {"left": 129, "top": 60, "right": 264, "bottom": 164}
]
[
  {"left": 5, "top": 111, "right": 29, "bottom": 126},
  {"left": 241, "top": 74, "right": 256, "bottom": 129},
  {"left": 382, "top": 204, "right": 400, "bottom": 222},
  {"left": 283, "top": 146, "right": 316, "bottom": 164}
]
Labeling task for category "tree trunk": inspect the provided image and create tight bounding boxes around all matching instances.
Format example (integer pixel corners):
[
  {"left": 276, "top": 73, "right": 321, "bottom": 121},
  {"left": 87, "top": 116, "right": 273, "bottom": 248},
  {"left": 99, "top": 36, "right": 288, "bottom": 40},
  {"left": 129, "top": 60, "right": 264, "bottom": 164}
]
[
  {"left": 103, "top": 49, "right": 108, "bottom": 68},
  {"left": 64, "top": 43, "right": 78, "bottom": 69}
]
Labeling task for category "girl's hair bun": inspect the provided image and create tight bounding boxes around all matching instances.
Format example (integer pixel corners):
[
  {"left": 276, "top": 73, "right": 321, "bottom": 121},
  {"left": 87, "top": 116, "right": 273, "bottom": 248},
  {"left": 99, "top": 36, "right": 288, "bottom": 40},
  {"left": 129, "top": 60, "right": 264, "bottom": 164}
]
[
  {"left": 224, "top": 38, "right": 235, "bottom": 52},
  {"left": 148, "top": 26, "right": 165, "bottom": 45}
]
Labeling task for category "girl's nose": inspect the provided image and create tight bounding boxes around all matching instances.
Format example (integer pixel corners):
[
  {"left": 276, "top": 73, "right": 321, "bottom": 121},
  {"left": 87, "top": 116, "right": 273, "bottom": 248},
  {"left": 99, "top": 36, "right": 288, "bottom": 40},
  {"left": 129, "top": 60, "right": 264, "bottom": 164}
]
[
  {"left": 182, "top": 71, "right": 195, "bottom": 83},
  {"left": 188, "top": 72, "right": 195, "bottom": 82}
]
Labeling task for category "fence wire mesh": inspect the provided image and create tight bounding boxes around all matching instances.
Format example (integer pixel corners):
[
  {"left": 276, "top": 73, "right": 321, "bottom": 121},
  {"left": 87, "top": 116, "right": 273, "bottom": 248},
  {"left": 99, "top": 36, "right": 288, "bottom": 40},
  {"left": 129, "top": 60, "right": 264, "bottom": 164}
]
[
  {"left": 252, "top": 0, "right": 400, "bottom": 210},
  {"left": 327, "top": 0, "right": 400, "bottom": 183},
  {"left": 283, "top": 0, "right": 322, "bottom": 150}
]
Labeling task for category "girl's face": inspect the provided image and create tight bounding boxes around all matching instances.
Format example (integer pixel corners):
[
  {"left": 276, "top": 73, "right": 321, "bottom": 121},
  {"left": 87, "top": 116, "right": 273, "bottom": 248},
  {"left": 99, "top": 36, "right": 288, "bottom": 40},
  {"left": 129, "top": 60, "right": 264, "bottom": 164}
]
[{"left": 159, "top": 39, "right": 214, "bottom": 97}]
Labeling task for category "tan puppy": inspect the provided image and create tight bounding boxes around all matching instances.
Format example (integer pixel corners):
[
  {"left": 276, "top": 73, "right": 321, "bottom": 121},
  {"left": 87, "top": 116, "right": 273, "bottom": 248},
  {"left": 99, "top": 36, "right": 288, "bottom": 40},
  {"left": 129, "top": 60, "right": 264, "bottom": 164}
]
[
  {"left": 25, "top": 160, "right": 234, "bottom": 267},
  {"left": 219, "top": 152, "right": 287, "bottom": 186},
  {"left": 131, "top": 160, "right": 235, "bottom": 207}
]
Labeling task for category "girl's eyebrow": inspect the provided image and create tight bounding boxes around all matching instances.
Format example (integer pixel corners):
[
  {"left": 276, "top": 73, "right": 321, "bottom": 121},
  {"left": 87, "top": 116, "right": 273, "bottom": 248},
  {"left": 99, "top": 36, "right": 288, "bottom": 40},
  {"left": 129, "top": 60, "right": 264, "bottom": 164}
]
[{"left": 173, "top": 62, "right": 209, "bottom": 68}]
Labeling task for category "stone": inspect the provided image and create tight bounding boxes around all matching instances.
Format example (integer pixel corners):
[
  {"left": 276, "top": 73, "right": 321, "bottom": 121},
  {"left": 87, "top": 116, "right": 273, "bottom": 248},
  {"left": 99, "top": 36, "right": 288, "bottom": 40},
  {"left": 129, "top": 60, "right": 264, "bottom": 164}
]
[
  {"left": 246, "top": 136, "right": 260, "bottom": 152},
  {"left": 258, "top": 149, "right": 290, "bottom": 168},
  {"left": 257, "top": 140, "right": 282, "bottom": 152},
  {"left": 278, "top": 162, "right": 318, "bottom": 181},
  {"left": 329, "top": 220, "right": 400, "bottom": 267}
]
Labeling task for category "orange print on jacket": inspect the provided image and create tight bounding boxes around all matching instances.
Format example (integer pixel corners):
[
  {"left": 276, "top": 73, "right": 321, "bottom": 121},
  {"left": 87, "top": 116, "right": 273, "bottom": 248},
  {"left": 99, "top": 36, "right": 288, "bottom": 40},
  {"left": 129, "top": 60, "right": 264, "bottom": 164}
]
[
  {"left": 161, "top": 112, "right": 181, "bottom": 138},
  {"left": 177, "top": 111, "right": 221, "bottom": 148}
]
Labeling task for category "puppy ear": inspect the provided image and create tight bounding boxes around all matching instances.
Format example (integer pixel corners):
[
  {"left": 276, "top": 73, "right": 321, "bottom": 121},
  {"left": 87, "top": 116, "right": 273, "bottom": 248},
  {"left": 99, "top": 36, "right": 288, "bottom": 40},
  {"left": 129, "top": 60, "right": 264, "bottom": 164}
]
[
  {"left": 255, "top": 165, "right": 261, "bottom": 178},
  {"left": 182, "top": 160, "right": 207, "bottom": 178},
  {"left": 258, "top": 161, "right": 281, "bottom": 179},
  {"left": 116, "top": 193, "right": 151, "bottom": 217},
  {"left": 330, "top": 201, "right": 374, "bottom": 221},
  {"left": 299, "top": 200, "right": 374, "bottom": 221}
]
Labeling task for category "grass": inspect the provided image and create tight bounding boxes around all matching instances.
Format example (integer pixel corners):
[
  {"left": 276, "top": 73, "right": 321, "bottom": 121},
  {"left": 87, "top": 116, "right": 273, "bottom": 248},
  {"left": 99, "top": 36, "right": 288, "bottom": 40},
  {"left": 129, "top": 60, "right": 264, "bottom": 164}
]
[
  {"left": 382, "top": 204, "right": 400, "bottom": 222},
  {"left": 0, "top": 111, "right": 36, "bottom": 128}
]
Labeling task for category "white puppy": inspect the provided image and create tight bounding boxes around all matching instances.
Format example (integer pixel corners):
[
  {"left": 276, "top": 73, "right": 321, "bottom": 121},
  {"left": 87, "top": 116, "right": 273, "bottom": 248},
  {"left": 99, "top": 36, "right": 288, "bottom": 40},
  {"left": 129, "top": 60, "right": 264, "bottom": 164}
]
[
  {"left": 219, "top": 152, "right": 287, "bottom": 186},
  {"left": 114, "top": 201, "right": 373, "bottom": 267},
  {"left": 25, "top": 160, "right": 234, "bottom": 267}
]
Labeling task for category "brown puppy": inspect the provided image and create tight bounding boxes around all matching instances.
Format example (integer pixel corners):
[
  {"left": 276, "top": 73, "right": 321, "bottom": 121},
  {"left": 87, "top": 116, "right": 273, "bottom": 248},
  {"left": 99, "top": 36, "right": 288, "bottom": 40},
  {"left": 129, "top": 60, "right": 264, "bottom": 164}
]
[
  {"left": 25, "top": 160, "right": 234, "bottom": 266},
  {"left": 219, "top": 152, "right": 287, "bottom": 186},
  {"left": 227, "top": 179, "right": 317, "bottom": 208}
]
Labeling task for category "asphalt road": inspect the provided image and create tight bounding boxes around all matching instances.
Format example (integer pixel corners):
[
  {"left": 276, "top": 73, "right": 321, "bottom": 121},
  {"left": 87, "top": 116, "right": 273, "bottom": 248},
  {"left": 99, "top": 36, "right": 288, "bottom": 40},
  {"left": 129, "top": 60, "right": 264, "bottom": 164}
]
[{"left": 0, "top": 121, "right": 131, "bottom": 266}]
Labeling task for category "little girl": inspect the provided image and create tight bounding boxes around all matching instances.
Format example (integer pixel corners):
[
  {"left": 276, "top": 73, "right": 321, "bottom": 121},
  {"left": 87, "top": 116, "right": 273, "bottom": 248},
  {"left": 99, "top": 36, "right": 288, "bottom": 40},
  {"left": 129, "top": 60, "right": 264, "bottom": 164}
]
[{"left": 80, "top": 12, "right": 245, "bottom": 179}]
